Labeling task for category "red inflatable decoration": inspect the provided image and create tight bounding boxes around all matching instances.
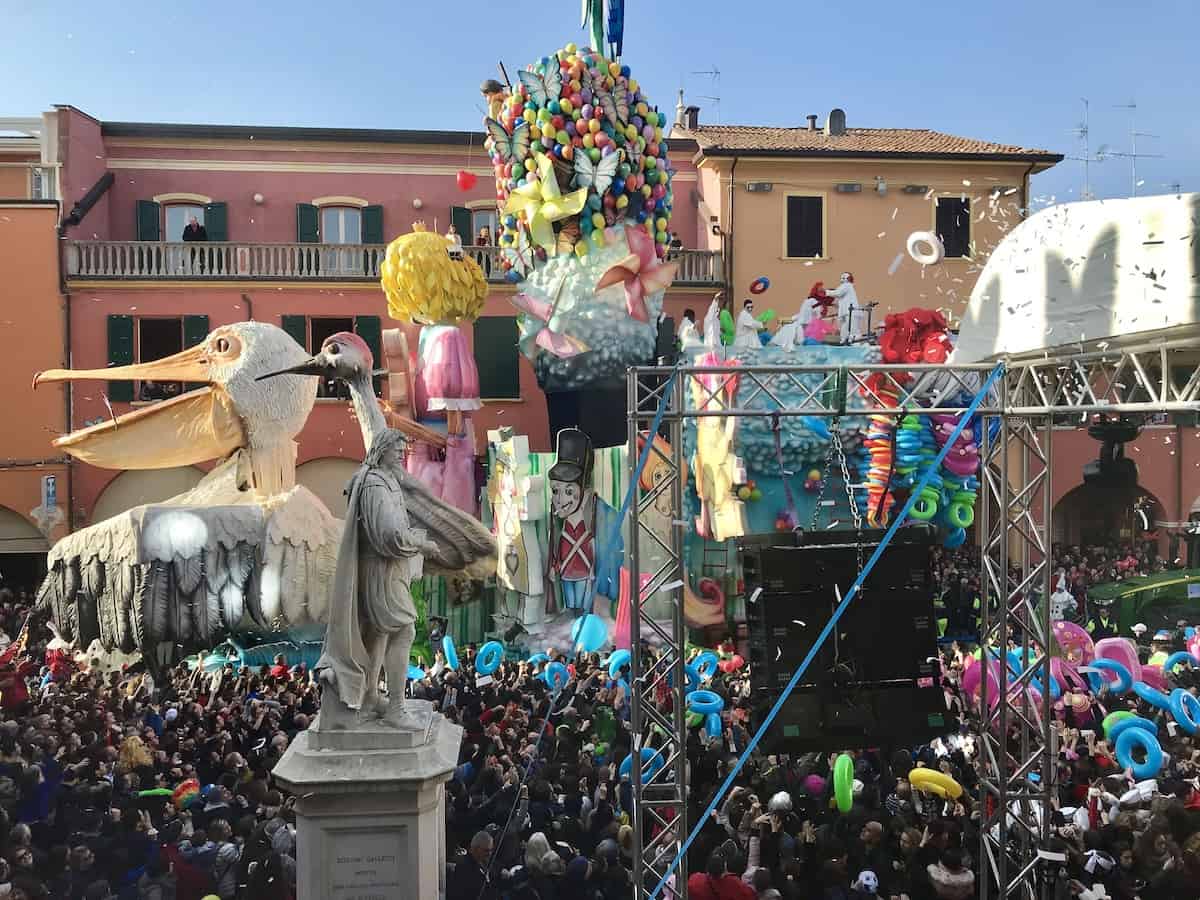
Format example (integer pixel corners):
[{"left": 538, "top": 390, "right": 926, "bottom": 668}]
[{"left": 456, "top": 169, "right": 478, "bottom": 191}]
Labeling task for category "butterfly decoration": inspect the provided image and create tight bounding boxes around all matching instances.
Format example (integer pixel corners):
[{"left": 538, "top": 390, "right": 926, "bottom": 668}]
[
  {"left": 556, "top": 220, "right": 581, "bottom": 257},
  {"left": 623, "top": 137, "right": 642, "bottom": 171},
  {"left": 502, "top": 226, "right": 535, "bottom": 277},
  {"left": 598, "top": 81, "right": 629, "bottom": 129},
  {"left": 574, "top": 152, "right": 621, "bottom": 197},
  {"left": 518, "top": 68, "right": 564, "bottom": 108},
  {"left": 485, "top": 118, "right": 531, "bottom": 165},
  {"left": 513, "top": 272, "right": 589, "bottom": 359},
  {"left": 596, "top": 224, "right": 679, "bottom": 322},
  {"left": 504, "top": 155, "right": 588, "bottom": 253}
]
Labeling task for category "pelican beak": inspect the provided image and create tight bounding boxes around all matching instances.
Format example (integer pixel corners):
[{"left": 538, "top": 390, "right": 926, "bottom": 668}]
[
  {"left": 33, "top": 342, "right": 244, "bottom": 470},
  {"left": 255, "top": 354, "right": 329, "bottom": 381}
]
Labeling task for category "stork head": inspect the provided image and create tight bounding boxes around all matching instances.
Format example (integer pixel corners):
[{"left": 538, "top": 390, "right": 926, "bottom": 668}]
[
  {"left": 256, "top": 331, "right": 374, "bottom": 384},
  {"left": 34, "top": 322, "right": 317, "bottom": 470}
]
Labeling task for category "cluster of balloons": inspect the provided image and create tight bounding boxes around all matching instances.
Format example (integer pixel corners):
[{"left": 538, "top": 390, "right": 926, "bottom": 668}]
[
  {"left": 736, "top": 478, "right": 762, "bottom": 502},
  {"left": 485, "top": 43, "right": 674, "bottom": 275},
  {"left": 893, "top": 413, "right": 980, "bottom": 548}
]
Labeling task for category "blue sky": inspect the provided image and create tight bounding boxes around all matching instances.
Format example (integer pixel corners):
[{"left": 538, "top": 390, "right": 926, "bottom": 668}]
[{"left": 3, "top": 0, "right": 1196, "bottom": 202}]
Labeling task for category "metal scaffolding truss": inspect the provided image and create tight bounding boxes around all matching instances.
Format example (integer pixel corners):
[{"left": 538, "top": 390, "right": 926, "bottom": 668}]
[{"left": 625, "top": 341, "right": 1200, "bottom": 900}]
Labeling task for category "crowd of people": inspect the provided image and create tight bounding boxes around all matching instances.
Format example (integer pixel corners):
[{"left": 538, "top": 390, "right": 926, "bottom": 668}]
[
  {"left": 0, "top": 588, "right": 305, "bottom": 900},
  {"left": 432, "top": 620, "right": 1200, "bottom": 900},
  {"left": 1, "top": 528, "right": 1199, "bottom": 900}
]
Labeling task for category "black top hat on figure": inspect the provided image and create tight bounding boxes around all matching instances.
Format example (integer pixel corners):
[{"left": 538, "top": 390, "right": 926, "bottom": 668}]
[{"left": 548, "top": 428, "right": 593, "bottom": 485}]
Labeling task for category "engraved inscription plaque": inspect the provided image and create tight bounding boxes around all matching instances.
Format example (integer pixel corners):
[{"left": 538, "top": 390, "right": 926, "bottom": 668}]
[{"left": 329, "top": 829, "right": 404, "bottom": 900}]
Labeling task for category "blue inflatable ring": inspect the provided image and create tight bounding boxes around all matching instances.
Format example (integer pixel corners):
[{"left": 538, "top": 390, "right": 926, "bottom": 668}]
[
  {"left": 1164, "top": 651, "right": 1200, "bottom": 675},
  {"left": 1108, "top": 715, "right": 1157, "bottom": 743},
  {"left": 693, "top": 651, "right": 720, "bottom": 680},
  {"left": 705, "top": 712, "right": 723, "bottom": 738},
  {"left": 407, "top": 665, "right": 426, "bottom": 681},
  {"left": 1132, "top": 680, "right": 1172, "bottom": 710},
  {"left": 526, "top": 653, "right": 549, "bottom": 667},
  {"left": 619, "top": 747, "right": 664, "bottom": 783},
  {"left": 1169, "top": 688, "right": 1200, "bottom": 735},
  {"left": 476, "top": 641, "right": 504, "bottom": 676},
  {"left": 687, "top": 689, "right": 724, "bottom": 715},
  {"left": 1115, "top": 726, "right": 1164, "bottom": 780},
  {"left": 543, "top": 661, "right": 569, "bottom": 691},
  {"left": 1086, "top": 658, "right": 1133, "bottom": 694},
  {"left": 607, "top": 649, "right": 631, "bottom": 679},
  {"left": 442, "top": 635, "right": 460, "bottom": 670}
]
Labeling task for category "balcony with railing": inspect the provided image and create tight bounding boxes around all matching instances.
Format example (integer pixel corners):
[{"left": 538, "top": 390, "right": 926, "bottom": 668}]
[{"left": 65, "top": 241, "right": 725, "bottom": 287}]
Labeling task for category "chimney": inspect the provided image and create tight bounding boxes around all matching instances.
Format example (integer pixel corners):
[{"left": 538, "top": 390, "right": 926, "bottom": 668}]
[
  {"left": 825, "top": 108, "right": 846, "bottom": 136},
  {"left": 806, "top": 114, "right": 818, "bottom": 131},
  {"left": 675, "top": 89, "right": 686, "bottom": 127},
  {"left": 684, "top": 105, "right": 700, "bottom": 130}
]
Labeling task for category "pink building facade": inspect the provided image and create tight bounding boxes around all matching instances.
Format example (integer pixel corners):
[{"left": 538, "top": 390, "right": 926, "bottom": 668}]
[
  {"left": 41, "top": 106, "right": 1199, "bottom": 557},
  {"left": 52, "top": 106, "right": 721, "bottom": 529}
]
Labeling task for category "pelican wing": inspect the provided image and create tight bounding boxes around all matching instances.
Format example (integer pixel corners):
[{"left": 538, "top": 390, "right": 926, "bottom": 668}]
[{"left": 36, "top": 473, "right": 341, "bottom": 657}]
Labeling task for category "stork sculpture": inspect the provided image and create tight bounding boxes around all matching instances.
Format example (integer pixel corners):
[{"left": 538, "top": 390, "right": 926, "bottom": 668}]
[
  {"left": 258, "top": 331, "right": 496, "bottom": 576},
  {"left": 32, "top": 322, "right": 495, "bottom": 664}
]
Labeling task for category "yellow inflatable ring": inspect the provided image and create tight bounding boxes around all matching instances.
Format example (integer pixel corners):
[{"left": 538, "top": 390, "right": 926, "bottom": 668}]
[{"left": 909, "top": 767, "right": 963, "bottom": 800}]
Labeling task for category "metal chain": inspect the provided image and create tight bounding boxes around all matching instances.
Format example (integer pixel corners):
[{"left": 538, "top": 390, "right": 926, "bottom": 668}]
[
  {"left": 809, "top": 420, "right": 838, "bottom": 531},
  {"left": 829, "top": 420, "right": 866, "bottom": 577}
]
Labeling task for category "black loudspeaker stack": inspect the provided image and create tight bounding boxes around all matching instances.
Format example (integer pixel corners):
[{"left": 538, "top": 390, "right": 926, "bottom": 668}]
[{"left": 741, "top": 526, "right": 955, "bottom": 752}]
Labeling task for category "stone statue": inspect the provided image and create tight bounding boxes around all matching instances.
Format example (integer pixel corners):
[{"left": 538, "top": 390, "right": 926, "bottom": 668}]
[{"left": 317, "top": 429, "right": 440, "bottom": 730}]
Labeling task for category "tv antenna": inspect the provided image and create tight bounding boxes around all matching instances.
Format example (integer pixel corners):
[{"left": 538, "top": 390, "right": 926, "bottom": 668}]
[
  {"left": 1108, "top": 101, "right": 1163, "bottom": 197},
  {"left": 691, "top": 66, "right": 721, "bottom": 122},
  {"left": 1066, "top": 99, "right": 1106, "bottom": 200},
  {"left": 697, "top": 95, "right": 722, "bottom": 123}
]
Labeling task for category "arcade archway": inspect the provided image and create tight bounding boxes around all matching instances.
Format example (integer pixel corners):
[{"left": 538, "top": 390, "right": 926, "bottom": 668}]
[
  {"left": 0, "top": 505, "right": 48, "bottom": 595},
  {"left": 1052, "top": 481, "right": 1164, "bottom": 548},
  {"left": 91, "top": 467, "right": 206, "bottom": 524}
]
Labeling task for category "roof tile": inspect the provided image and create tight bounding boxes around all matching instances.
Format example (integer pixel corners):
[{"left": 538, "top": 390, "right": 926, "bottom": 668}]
[{"left": 675, "top": 125, "right": 1058, "bottom": 160}]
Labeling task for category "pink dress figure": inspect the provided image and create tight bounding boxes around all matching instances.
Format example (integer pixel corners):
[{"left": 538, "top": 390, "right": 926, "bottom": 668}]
[
  {"left": 383, "top": 325, "right": 482, "bottom": 515},
  {"left": 412, "top": 324, "right": 481, "bottom": 514}
]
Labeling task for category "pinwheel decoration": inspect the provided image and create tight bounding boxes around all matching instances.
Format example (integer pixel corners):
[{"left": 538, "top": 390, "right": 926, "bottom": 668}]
[
  {"left": 503, "top": 155, "right": 588, "bottom": 254},
  {"left": 596, "top": 225, "right": 679, "bottom": 322},
  {"left": 514, "top": 272, "right": 589, "bottom": 358}
]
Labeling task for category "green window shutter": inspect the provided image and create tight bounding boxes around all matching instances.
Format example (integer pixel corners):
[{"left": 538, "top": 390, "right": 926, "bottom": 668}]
[
  {"left": 354, "top": 315, "right": 383, "bottom": 395},
  {"left": 473, "top": 316, "right": 520, "bottom": 400},
  {"left": 203, "top": 203, "right": 228, "bottom": 241},
  {"left": 183, "top": 316, "right": 210, "bottom": 392},
  {"left": 107, "top": 315, "right": 135, "bottom": 402},
  {"left": 281, "top": 315, "right": 308, "bottom": 351},
  {"left": 296, "top": 204, "right": 319, "bottom": 243},
  {"left": 183, "top": 315, "right": 210, "bottom": 348},
  {"left": 450, "top": 206, "right": 472, "bottom": 241},
  {"left": 362, "top": 205, "right": 384, "bottom": 244},
  {"left": 136, "top": 200, "right": 160, "bottom": 241}
]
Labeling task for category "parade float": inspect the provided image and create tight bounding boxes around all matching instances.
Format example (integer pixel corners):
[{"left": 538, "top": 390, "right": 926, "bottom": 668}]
[{"left": 484, "top": 42, "right": 678, "bottom": 447}]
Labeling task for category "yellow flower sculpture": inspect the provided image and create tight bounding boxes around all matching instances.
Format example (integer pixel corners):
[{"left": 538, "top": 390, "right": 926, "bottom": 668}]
[{"left": 380, "top": 223, "right": 488, "bottom": 324}]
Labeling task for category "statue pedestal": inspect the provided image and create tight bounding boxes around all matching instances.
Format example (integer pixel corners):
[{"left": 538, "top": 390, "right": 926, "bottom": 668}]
[{"left": 272, "top": 699, "right": 462, "bottom": 900}]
